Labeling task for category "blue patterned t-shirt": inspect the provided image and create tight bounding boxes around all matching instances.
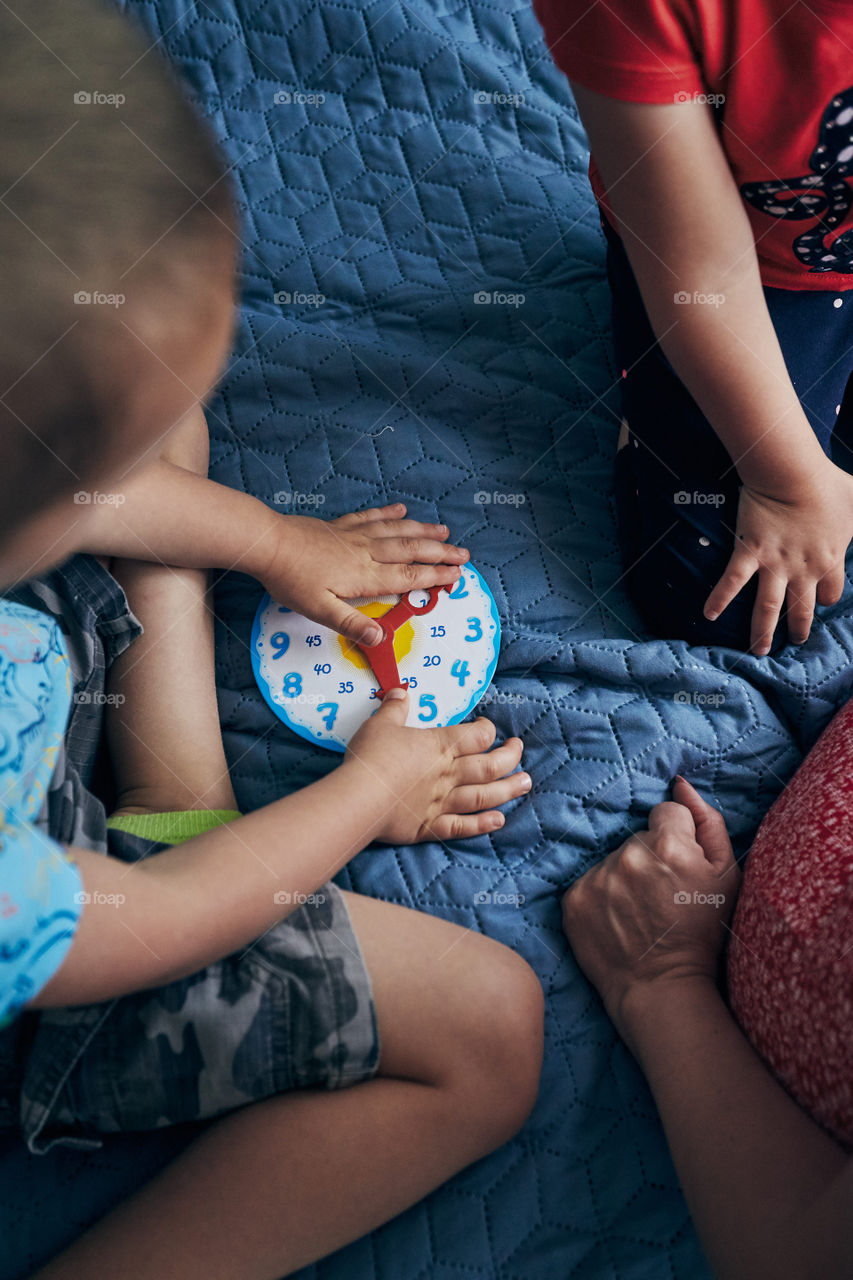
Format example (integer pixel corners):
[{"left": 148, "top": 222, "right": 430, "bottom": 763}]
[{"left": 0, "top": 598, "right": 81, "bottom": 1024}]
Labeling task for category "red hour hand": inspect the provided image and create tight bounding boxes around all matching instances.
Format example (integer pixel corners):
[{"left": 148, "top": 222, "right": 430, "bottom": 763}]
[{"left": 355, "top": 586, "right": 446, "bottom": 697}]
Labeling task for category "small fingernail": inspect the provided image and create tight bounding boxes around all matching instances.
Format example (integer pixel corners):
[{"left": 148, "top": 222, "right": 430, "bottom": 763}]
[
  {"left": 672, "top": 774, "right": 687, "bottom": 786},
  {"left": 365, "top": 624, "right": 383, "bottom": 645},
  {"left": 384, "top": 686, "right": 407, "bottom": 701},
  {"left": 492, "top": 813, "right": 505, "bottom": 828},
  {"left": 519, "top": 774, "right": 532, "bottom": 791},
  {"left": 705, "top": 609, "right": 719, "bottom": 621}
]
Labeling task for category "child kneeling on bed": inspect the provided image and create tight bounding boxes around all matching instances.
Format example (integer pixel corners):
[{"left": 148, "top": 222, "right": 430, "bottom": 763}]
[{"left": 0, "top": 5, "right": 542, "bottom": 1276}]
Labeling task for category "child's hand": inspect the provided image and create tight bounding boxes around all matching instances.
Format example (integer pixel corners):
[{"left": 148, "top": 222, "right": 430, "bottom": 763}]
[
  {"left": 261, "top": 503, "right": 469, "bottom": 646},
  {"left": 344, "top": 687, "right": 530, "bottom": 843},
  {"left": 703, "top": 462, "right": 853, "bottom": 653}
]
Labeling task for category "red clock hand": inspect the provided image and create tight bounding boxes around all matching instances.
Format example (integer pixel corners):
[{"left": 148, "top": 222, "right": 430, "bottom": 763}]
[{"left": 355, "top": 586, "right": 447, "bottom": 697}]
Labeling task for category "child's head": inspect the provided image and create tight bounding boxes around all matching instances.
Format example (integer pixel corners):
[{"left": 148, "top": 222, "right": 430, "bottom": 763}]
[{"left": 0, "top": 0, "right": 237, "bottom": 586}]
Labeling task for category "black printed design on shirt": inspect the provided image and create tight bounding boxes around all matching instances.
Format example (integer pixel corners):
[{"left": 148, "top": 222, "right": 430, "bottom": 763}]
[{"left": 740, "top": 85, "right": 853, "bottom": 274}]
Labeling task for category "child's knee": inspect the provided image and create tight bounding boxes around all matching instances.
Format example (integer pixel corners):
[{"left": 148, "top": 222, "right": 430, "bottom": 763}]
[{"left": 446, "top": 939, "right": 544, "bottom": 1140}]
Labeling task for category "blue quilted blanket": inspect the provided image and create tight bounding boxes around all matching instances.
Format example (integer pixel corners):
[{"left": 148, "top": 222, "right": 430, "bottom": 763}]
[{"left": 5, "top": 2, "right": 853, "bottom": 1276}]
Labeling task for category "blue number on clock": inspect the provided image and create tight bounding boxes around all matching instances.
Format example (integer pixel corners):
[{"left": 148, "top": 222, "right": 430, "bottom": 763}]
[
  {"left": 418, "top": 693, "right": 438, "bottom": 722},
  {"left": 430, "top": 624, "right": 445, "bottom": 637},
  {"left": 464, "top": 617, "right": 482, "bottom": 642},
  {"left": 314, "top": 663, "right": 331, "bottom": 675},
  {"left": 448, "top": 575, "right": 468, "bottom": 599},
  {"left": 451, "top": 659, "right": 469, "bottom": 687},
  {"left": 338, "top": 681, "right": 354, "bottom": 694},
  {"left": 306, "top": 635, "right": 322, "bottom": 647},
  {"left": 407, "top": 676, "right": 418, "bottom": 689},
  {"left": 317, "top": 702, "right": 338, "bottom": 730},
  {"left": 270, "top": 631, "right": 290, "bottom": 659},
  {"left": 283, "top": 672, "right": 302, "bottom": 697},
  {"left": 423, "top": 655, "right": 440, "bottom": 667}
]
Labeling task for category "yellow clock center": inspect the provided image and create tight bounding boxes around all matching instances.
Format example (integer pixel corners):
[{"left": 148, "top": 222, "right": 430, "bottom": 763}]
[{"left": 338, "top": 602, "right": 415, "bottom": 671}]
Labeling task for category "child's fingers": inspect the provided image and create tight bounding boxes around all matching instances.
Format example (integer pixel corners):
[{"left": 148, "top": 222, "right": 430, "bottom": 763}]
[
  {"left": 817, "top": 562, "right": 845, "bottom": 608},
  {"left": 375, "top": 563, "right": 463, "bottom": 593},
  {"left": 315, "top": 595, "right": 385, "bottom": 645},
  {"left": 785, "top": 577, "right": 816, "bottom": 645},
  {"left": 703, "top": 547, "right": 758, "bottom": 622},
  {"left": 453, "top": 737, "right": 523, "bottom": 784},
  {"left": 359, "top": 518, "right": 453, "bottom": 542},
  {"left": 749, "top": 568, "right": 787, "bottom": 654},
  {"left": 334, "top": 503, "right": 407, "bottom": 528},
  {"left": 429, "top": 809, "right": 506, "bottom": 841},
  {"left": 369, "top": 536, "right": 468, "bottom": 565},
  {"left": 447, "top": 771, "right": 531, "bottom": 814},
  {"left": 442, "top": 716, "right": 497, "bottom": 755}
]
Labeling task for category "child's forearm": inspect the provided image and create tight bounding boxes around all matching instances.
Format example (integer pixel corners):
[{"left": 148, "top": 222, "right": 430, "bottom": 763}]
[
  {"left": 31, "top": 760, "right": 386, "bottom": 1008},
  {"left": 571, "top": 84, "right": 831, "bottom": 498},
  {"left": 636, "top": 250, "right": 828, "bottom": 498},
  {"left": 80, "top": 457, "right": 281, "bottom": 579}
]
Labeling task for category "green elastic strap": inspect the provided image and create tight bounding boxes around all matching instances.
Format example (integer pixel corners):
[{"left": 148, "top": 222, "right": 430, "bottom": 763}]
[{"left": 106, "top": 809, "right": 242, "bottom": 847}]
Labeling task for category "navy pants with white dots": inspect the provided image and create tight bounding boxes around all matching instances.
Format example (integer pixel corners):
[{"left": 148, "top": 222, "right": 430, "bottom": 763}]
[{"left": 606, "top": 214, "right": 853, "bottom": 651}]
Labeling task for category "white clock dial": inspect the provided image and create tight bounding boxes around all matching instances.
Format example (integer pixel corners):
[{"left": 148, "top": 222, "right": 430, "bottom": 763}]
[{"left": 252, "top": 564, "right": 501, "bottom": 752}]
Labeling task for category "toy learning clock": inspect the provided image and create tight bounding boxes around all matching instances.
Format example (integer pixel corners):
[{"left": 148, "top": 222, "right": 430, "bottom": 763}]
[{"left": 251, "top": 564, "right": 501, "bottom": 752}]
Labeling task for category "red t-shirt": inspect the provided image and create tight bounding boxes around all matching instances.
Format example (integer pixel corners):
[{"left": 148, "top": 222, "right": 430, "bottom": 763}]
[{"left": 533, "top": 0, "right": 853, "bottom": 290}]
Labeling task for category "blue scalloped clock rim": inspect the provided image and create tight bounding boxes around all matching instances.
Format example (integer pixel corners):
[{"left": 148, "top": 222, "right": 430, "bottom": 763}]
[{"left": 251, "top": 564, "right": 502, "bottom": 753}]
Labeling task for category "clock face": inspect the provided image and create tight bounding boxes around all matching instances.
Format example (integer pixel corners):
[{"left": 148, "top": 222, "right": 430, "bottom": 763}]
[{"left": 251, "top": 564, "right": 501, "bottom": 752}]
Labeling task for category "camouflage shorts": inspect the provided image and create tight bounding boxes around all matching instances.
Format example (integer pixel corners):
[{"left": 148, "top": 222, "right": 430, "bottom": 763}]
[
  {"left": 50, "top": 882, "right": 380, "bottom": 1135},
  {"left": 1, "top": 555, "right": 379, "bottom": 1151}
]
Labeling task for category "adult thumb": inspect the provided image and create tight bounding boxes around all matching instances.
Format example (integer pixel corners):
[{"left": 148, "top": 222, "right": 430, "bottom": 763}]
[{"left": 672, "top": 775, "right": 735, "bottom": 872}]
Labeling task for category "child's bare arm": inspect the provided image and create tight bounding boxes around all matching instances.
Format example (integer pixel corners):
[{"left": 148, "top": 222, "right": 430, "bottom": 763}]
[
  {"left": 573, "top": 85, "right": 822, "bottom": 486},
  {"left": 572, "top": 84, "right": 853, "bottom": 652},
  {"left": 77, "top": 407, "right": 468, "bottom": 645},
  {"left": 30, "top": 692, "right": 528, "bottom": 1008}
]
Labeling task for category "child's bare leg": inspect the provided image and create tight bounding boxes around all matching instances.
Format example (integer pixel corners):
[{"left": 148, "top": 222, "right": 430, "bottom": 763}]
[
  {"left": 34, "top": 893, "right": 544, "bottom": 1280},
  {"left": 105, "top": 405, "right": 237, "bottom": 814}
]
